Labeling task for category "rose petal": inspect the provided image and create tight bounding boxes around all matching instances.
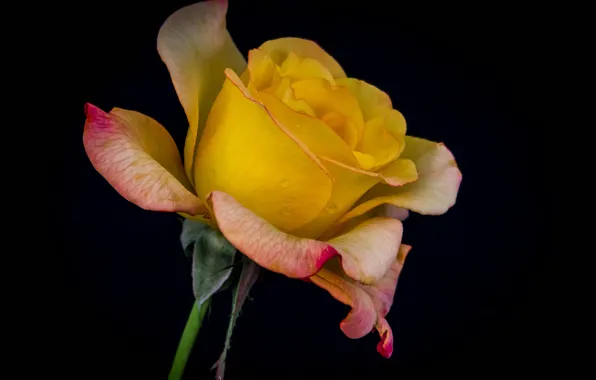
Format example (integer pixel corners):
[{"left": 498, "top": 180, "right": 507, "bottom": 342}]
[
  {"left": 260, "top": 37, "right": 346, "bottom": 79},
  {"left": 83, "top": 104, "right": 205, "bottom": 215},
  {"left": 157, "top": 0, "right": 246, "bottom": 184},
  {"left": 208, "top": 191, "right": 337, "bottom": 278},
  {"left": 335, "top": 137, "right": 462, "bottom": 226},
  {"left": 290, "top": 162, "right": 380, "bottom": 239},
  {"left": 361, "top": 244, "right": 411, "bottom": 316},
  {"left": 292, "top": 78, "right": 364, "bottom": 147},
  {"left": 353, "top": 110, "right": 407, "bottom": 170},
  {"left": 279, "top": 51, "right": 336, "bottom": 85},
  {"left": 375, "top": 317, "right": 394, "bottom": 358},
  {"left": 329, "top": 217, "right": 403, "bottom": 284},
  {"left": 380, "top": 204, "right": 410, "bottom": 222},
  {"left": 335, "top": 78, "right": 393, "bottom": 122},
  {"left": 310, "top": 245, "right": 411, "bottom": 358},
  {"left": 194, "top": 70, "right": 333, "bottom": 232},
  {"left": 310, "top": 266, "right": 377, "bottom": 339}
]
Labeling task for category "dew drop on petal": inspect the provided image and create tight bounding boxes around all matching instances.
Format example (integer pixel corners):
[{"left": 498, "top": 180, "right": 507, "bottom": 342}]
[{"left": 325, "top": 202, "right": 338, "bottom": 214}]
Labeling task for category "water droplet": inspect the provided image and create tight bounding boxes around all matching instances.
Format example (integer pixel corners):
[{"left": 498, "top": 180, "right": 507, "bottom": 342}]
[
  {"left": 279, "top": 179, "right": 290, "bottom": 188},
  {"left": 325, "top": 202, "right": 338, "bottom": 213},
  {"left": 281, "top": 205, "right": 294, "bottom": 216}
]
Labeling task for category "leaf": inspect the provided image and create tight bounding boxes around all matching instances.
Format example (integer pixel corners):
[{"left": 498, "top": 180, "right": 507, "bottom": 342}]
[{"left": 213, "top": 257, "right": 261, "bottom": 380}]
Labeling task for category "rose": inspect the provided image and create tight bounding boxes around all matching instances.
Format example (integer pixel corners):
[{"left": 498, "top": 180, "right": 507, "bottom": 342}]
[{"left": 83, "top": 0, "right": 461, "bottom": 358}]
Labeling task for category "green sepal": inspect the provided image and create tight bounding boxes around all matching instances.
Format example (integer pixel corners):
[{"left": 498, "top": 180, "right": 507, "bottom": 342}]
[{"left": 181, "top": 219, "right": 238, "bottom": 304}]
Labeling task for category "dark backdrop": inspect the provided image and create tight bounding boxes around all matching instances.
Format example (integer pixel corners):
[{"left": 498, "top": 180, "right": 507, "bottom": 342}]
[{"left": 60, "top": 1, "right": 550, "bottom": 378}]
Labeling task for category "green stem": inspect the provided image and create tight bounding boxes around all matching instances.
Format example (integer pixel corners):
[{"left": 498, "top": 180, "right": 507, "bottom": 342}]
[{"left": 168, "top": 299, "right": 211, "bottom": 380}]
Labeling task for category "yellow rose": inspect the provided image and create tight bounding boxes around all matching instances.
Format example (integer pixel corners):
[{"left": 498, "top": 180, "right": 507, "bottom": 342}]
[{"left": 83, "top": 0, "right": 461, "bottom": 358}]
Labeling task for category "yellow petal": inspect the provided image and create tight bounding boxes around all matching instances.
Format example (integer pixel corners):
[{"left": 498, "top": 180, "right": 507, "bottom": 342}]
[
  {"left": 257, "top": 91, "right": 358, "bottom": 167},
  {"left": 157, "top": 0, "right": 246, "bottom": 185},
  {"left": 336, "top": 78, "right": 393, "bottom": 121},
  {"left": 259, "top": 37, "right": 346, "bottom": 79},
  {"left": 292, "top": 78, "right": 364, "bottom": 147},
  {"left": 291, "top": 160, "right": 380, "bottom": 239},
  {"left": 246, "top": 48, "right": 281, "bottom": 92},
  {"left": 336, "top": 137, "right": 462, "bottom": 226},
  {"left": 354, "top": 110, "right": 407, "bottom": 170},
  {"left": 319, "top": 156, "right": 417, "bottom": 188},
  {"left": 279, "top": 51, "right": 336, "bottom": 85},
  {"left": 83, "top": 104, "right": 205, "bottom": 215},
  {"left": 194, "top": 70, "right": 333, "bottom": 232}
]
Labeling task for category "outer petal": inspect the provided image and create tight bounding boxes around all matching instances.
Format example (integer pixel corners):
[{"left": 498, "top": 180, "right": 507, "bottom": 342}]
[
  {"left": 195, "top": 70, "right": 333, "bottom": 232},
  {"left": 260, "top": 37, "right": 346, "bottom": 79},
  {"left": 335, "top": 137, "right": 462, "bottom": 226},
  {"left": 328, "top": 217, "right": 403, "bottom": 284},
  {"left": 310, "top": 245, "right": 411, "bottom": 358},
  {"left": 157, "top": 0, "right": 246, "bottom": 184},
  {"left": 310, "top": 266, "right": 377, "bottom": 339},
  {"left": 208, "top": 191, "right": 337, "bottom": 278},
  {"left": 361, "top": 244, "right": 411, "bottom": 316},
  {"left": 82, "top": 104, "right": 205, "bottom": 215}
]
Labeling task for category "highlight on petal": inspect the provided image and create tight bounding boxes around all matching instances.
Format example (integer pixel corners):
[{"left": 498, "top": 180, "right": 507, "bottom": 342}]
[
  {"left": 260, "top": 37, "right": 346, "bottom": 79},
  {"left": 82, "top": 104, "right": 205, "bottom": 215},
  {"left": 335, "top": 137, "right": 462, "bottom": 227},
  {"left": 194, "top": 69, "right": 333, "bottom": 232},
  {"left": 328, "top": 217, "right": 403, "bottom": 284},
  {"left": 310, "top": 245, "right": 411, "bottom": 358},
  {"left": 157, "top": 0, "right": 246, "bottom": 184},
  {"left": 208, "top": 191, "right": 337, "bottom": 278}
]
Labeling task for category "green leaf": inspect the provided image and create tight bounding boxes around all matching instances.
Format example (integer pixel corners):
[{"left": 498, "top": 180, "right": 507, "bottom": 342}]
[{"left": 213, "top": 257, "right": 261, "bottom": 380}]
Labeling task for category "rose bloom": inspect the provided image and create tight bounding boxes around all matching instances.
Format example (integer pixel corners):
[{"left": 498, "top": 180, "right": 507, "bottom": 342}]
[{"left": 83, "top": 0, "right": 461, "bottom": 358}]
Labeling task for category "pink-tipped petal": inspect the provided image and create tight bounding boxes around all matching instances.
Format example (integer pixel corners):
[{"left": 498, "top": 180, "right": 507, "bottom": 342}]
[
  {"left": 310, "top": 266, "right": 377, "bottom": 339},
  {"left": 361, "top": 244, "right": 411, "bottom": 316},
  {"left": 310, "top": 245, "right": 412, "bottom": 358},
  {"left": 336, "top": 137, "right": 462, "bottom": 227},
  {"left": 329, "top": 217, "right": 403, "bottom": 285},
  {"left": 83, "top": 104, "right": 205, "bottom": 215},
  {"left": 375, "top": 317, "right": 394, "bottom": 358},
  {"left": 209, "top": 191, "right": 337, "bottom": 278},
  {"left": 157, "top": 0, "right": 246, "bottom": 183}
]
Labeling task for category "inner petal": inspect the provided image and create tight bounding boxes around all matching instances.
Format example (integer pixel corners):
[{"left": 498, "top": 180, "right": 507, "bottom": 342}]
[
  {"left": 292, "top": 78, "right": 364, "bottom": 146},
  {"left": 320, "top": 111, "right": 358, "bottom": 149},
  {"left": 353, "top": 110, "right": 405, "bottom": 170},
  {"left": 280, "top": 51, "right": 336, "bottom": 85}
]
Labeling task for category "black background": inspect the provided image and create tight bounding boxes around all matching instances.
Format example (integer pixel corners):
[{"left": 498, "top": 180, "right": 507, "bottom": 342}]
[{"left": 59, "top": 1, "right": 551, "bottom": 378}]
